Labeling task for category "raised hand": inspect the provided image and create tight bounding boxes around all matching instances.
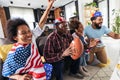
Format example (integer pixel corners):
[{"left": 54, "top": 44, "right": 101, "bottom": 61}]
[
  {"left": 39, "top": 0, "right": 55, "bottom": 29},
  {"left": 89, "top": 38, "right": 99, "bottom": 47},
  {"left": 48, "top": 0, "right": 55, "bottom": 5}
]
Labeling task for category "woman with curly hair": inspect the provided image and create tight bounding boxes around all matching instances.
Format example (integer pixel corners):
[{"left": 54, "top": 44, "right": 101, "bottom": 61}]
[{"left": 2, "top": 0, "right": 54, "bottom": 80}]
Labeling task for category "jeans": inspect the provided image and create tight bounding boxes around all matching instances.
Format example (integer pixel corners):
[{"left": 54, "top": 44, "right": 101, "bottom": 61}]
[
  {"left": 64, "top": 56, "right": 80, "bottom": 74},
  {"left": 50, "top": 60, "right": 64, "bottom": 80}
]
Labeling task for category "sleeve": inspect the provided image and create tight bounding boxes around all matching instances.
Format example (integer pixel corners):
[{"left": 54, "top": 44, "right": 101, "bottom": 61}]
[
  {"left": 84, "top": 26, "right": 88, "bottom": 36},
  {"left": 32, "top": 26, "right": 43, "bottom": 39},
  {"left": 104, "top": 26, "right": 111, "bottom": 34},
  {"left": 72, "top": 33, "right": 78, "bottom": 39}
]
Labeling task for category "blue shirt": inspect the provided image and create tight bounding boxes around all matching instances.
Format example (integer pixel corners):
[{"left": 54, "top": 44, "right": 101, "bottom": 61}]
[{"left": 84, "top": 25, "right": 111, "bottom": 47}]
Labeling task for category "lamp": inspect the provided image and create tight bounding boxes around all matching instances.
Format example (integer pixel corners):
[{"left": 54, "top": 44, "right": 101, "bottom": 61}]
[
  {"left": 10, "top": 1, "right": 13, "bottom": 4},
  {"left": 28, "top": 3, "right": 30, "bottom": 6}
]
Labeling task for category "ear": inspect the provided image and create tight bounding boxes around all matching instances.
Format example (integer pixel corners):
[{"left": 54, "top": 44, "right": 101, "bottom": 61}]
[{"left": 93, "top": 20, "right": 96, "bottom": 23}]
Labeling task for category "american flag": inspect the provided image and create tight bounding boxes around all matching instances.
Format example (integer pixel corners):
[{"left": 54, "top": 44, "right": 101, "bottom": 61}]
[{"left": 2, "top": 43, "right": 46, "bottom": 80}]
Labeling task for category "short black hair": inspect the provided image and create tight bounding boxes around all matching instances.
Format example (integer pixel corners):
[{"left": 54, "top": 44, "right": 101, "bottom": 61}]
[
  {"left": 6, "top": 18, "right": 29, "bottom": 43},
  {"left": 90, "top": 16, "right": 97, "bottom": 21},
  {"left": 69, "top": 20, "right": 82, "bottom": 30}
]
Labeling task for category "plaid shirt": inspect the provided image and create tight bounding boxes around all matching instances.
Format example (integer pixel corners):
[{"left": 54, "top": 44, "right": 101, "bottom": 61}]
[{"left": 44, "top": 30, "right": 73, "bottom": 63}]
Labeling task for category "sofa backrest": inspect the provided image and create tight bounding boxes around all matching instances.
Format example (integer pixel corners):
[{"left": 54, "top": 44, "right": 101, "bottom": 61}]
[{"left": 0, "top": 38, "right": 13, "bottom": 45}]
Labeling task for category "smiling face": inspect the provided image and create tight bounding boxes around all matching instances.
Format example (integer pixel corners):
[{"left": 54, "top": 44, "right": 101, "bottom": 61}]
[
  {"left": 56, "top": 22, "right": 68, "bottom": 35},
  {"left": 93, "top": 16, "right": 103, "bottom": 29},
  {"left": 14, "top": 25, "right": 32, "bottom": 44},
  {"left": 75, "top": 23, "right": 84, "bottom": 36}
]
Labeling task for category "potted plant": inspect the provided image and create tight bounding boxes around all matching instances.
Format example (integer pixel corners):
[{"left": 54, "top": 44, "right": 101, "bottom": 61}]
[
  {"left": 111, "top": 9, "right": 120, "bottom": 34},
  {"left": 84, "top": 2, "right": 97, "bottom": 7}
]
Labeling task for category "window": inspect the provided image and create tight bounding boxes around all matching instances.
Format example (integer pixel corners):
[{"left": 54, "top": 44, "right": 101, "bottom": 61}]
[
  {"left": 9, "top": 7, "right": 35, "bottom": 30},
  {"left": 65, "top": 2, "right": 76, "bottom": 21}
]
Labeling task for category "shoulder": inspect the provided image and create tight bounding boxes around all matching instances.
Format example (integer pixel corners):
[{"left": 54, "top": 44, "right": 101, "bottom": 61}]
[
  {"left": 101, "top": 25, "right": 111, "bottom": 34},
  {"left": 32, "top": 26, "right": 43, "bottom": 38},
  {"left": 84, "top": 25, "right": 92, "bottom": 33},
  {"left": 72, "top": 33, "right": 78, "bottom": 38},
  {"left": 85, "top": 25, "right": 91, "bottom": 29},
  {"left": 101, "top": 25, "right": 110, "bottom": 31},
  {"left": 47, "top": 31, "right": 56, "bottom": 40}
]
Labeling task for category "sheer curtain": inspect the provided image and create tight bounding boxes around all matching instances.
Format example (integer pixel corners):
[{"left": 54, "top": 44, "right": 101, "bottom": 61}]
[{"left": 9, "top": 7, "right": 35, "bottom": 30}]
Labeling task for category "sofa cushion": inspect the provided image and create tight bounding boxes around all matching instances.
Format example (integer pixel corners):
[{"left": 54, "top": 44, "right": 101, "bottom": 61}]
[{"left": 0, "top": 44, "right": 13, "bottom": 62}]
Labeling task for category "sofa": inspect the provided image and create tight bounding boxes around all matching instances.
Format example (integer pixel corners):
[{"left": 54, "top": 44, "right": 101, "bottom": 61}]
[{"left": 0, "top": 38, "right": 13, "bottom": 80}]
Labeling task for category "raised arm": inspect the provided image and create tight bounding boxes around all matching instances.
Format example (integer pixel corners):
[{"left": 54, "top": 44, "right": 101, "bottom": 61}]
[{"left": 39, "top": 0, "right": 55, "bottom": 29}]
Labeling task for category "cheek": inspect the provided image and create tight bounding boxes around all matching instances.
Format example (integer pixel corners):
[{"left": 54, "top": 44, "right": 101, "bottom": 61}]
[
  {"left": 17, "top": 35, "right": 26, "bottom": 41},
  {"left": 78, "top": 28, "right": 83, "bottom": 32},
  {"left": 29, "top": 32, "right": 32, "bottom": 37},
  {"left": 96, "top": 20, "right": 101, "bottom": 24}
]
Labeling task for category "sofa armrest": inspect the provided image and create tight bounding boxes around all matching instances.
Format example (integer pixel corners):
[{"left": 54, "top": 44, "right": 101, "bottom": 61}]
[
  {"left": 0, "top": 58, "right": 9, "bottom": 80},
  {"left": 0, "top": 58, "right": 4, "bottom": 80}
]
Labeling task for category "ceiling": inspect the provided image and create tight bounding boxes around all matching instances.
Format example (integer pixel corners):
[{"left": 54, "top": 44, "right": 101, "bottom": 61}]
[
  {"left": 0, "top": 0, "right": 92, "bottom": 9},
  {"left": 0, "top": 0, "right": 75, "bottom": 9}
]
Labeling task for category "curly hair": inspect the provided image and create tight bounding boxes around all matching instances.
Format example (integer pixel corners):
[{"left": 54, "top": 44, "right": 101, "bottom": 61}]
[
  {"left": 6, "top": 18, "right": 29, "bottom": 43},
  {"left": 69, "top": 20, "right": 82, "bottom": 30}
]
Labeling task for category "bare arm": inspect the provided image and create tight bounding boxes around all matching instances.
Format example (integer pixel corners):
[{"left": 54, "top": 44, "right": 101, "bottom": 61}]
[
  {"left": 107, "top": 32, "right": 120, "bottom": 39},
  {"left": 39, "top": 0, "right": 55, "bottom": 29}
]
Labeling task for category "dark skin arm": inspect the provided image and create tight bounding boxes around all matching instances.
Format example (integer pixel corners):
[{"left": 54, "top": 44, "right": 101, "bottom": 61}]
[
  {"left": 39, "top": 0, "right": 55, "bottom": 30},
  {"left": 107, "top": 32, "right": 120, "bottom": 39}
]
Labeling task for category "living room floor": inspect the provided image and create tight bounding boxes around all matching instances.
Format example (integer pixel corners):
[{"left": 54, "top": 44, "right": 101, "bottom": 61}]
[{"left": 64, "top": 36, "right": 120, "bottom": 80}]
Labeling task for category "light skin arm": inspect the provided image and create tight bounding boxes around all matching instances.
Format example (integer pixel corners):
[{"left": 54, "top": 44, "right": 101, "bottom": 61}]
[
  {"left": 39, "top": 0, "right": 55, "bottom": 30},
  {"left": 107, "top": 32, "right": 120, "bottom": 39}
]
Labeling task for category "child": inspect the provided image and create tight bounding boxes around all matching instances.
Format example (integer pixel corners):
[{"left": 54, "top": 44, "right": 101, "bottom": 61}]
[{"left": 69, "top": 20, "right": 98, "bottom": 77}]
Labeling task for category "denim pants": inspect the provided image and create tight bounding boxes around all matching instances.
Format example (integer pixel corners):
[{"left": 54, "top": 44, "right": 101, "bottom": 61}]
[
  {"left": 50, "top": 60, "right": 64, "bottom": 80},
  {"left": 64, "top": 56, "right": 80, "bottom": 74}
]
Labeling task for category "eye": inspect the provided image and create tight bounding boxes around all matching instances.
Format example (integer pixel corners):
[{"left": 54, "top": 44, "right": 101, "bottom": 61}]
[{"left": 21, "top": 32, "right": 27, "bottom": 35}]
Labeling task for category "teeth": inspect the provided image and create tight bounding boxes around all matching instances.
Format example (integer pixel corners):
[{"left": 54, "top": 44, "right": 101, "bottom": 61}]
[{"left": 28, "top": 38, "right": 32, "bottom": 40}]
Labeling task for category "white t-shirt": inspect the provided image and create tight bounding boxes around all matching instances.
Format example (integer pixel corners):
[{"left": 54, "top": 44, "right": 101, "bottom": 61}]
[{"left": 32, "top": 26, "right": 43, "bottom": 46}]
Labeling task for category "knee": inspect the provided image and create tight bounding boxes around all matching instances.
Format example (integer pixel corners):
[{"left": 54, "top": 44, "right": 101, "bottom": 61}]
[
  {"left": 101, "top": 61, "right": 107, "bottom": 64},
  {"left": 99, "top": 58, "right": 107, "bottom": 64},
  {"left": 101, "top": 58, "right": 110, "bottom": 64}
]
